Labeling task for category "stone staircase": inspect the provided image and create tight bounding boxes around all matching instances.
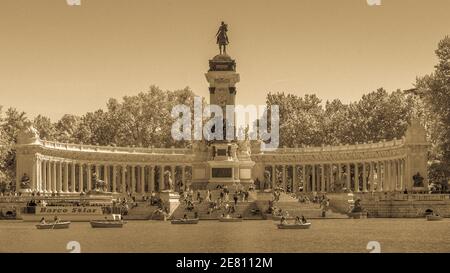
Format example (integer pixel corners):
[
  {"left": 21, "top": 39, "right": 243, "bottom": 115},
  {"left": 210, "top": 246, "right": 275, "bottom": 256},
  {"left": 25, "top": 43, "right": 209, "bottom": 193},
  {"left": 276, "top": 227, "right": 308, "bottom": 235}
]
[
  {"left": 256, "top": 192, "right": 348, "bottom": 219},
  {"left": 171, "top": 200, "right": 263, "bottom": 220},
  {"left": 171, "top": 189, "right": 263, "bottom": 220},
  {"left": 122, "top": 201, "right": 163, "bottom": 220}
]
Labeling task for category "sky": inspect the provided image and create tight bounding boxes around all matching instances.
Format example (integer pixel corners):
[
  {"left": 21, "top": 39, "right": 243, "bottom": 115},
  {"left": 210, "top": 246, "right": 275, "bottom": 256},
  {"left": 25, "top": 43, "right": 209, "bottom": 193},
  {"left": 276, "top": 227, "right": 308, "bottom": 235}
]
[{"left": 0, "top": 0, "right": 449, "bottom": 121}]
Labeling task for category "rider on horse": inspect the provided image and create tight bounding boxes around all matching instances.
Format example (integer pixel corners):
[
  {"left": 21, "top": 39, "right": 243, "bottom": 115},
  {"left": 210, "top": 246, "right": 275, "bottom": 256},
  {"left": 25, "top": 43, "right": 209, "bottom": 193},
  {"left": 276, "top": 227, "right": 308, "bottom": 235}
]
[{"left": 216, "top": 21, "right": 229, "bottom": 54}]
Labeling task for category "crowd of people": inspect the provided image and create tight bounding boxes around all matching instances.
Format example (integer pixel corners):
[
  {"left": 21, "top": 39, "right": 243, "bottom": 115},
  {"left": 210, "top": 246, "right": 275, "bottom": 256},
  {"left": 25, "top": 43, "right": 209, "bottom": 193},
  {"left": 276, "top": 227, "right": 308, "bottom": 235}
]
[{"left": 177, "top": 185, "right": 253, "bottom": 217}]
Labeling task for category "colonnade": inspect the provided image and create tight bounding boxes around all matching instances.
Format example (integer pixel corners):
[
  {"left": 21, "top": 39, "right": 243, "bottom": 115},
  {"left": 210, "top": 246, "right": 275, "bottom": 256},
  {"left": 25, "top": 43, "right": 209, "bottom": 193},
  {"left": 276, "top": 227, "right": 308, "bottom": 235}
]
[
  {"left": 31, "top": 158, "right": 190, "bottom": 195},
  {"left": 265, "top": 158, "right": 406, "bottom": 193}
]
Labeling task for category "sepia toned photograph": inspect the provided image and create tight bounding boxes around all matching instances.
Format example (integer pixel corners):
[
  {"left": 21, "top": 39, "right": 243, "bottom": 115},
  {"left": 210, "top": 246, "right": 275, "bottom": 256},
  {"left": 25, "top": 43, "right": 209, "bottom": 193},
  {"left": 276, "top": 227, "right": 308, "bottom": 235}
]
[{"left": 0, "top": 0, "right": 450, "bottom": 260}]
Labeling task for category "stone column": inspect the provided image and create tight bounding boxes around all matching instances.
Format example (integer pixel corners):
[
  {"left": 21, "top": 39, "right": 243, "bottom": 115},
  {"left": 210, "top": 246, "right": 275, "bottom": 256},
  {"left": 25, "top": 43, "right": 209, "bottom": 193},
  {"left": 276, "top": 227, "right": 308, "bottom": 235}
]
[
  {"left": 171, "top": 165, "right": 176, "bottom": 191},
  {"left": 51, "top": 161, "right": 57, "bottom": 193},
  {"left": 384, "top": 160, "right": 389, "bottom": 192},
  {"left": 104, "top": 165, "right": 109, "bottom": 191},
  {"left": 121, "top": 165, "right": 127, "bottom": 193},
  {"left": 112, "top": 165, "right": 117, "bottom": 193},
  {"left": 42, "top": 160, "right": 47, "bottom": 193},
  {"left": 78, "top": 163, "right": 84, "bottom": 193},
  {"left": 87, "top": 164, "right": 92, "bottom": 191},
  {"left": 346, "top": 163, "right": 351, "bottom": 190},
  {"left": 320, "top": 164, "right": 325, "bottom": 192},
  {"left": 369, "top": 162, "right": 374, "bottom": 192},
  {"left": 338, "top": 163, "right": 342, "bottom": 181},
  {"left": 400, "top": 159, "right": 404, "bottom": 191},
  {"left": 362, "top": 162, "right": 367, "bottom": 192},
  {"left": 312, "top": 165, "right": 316, "bottom": 192},
  {"left": 140, "top": 165, "right": 146, "bottom": 194},
  {"left": 281, "top": 165, "right": 286, "bottom": 191},
  {"left": 30, "top": 157, "right": 37, "bottom": 192},
  {"left": 131, "top": 165, "right": 136, "bottom": 193},
  {"left": 302, "top": 165, "right": 307, "bottom": 193},
  {"left": 56, "top": 161, "right": 62, "bottom": 193},
  {"left": 95, "top": 165, "right": 100, "bottom": 179},
  {"left": 71, "top": 163, "right": 76, "bottom": 193},
  {"left": 329, "top": 164, "right": 334, "bottom": 192},
  {"left": 377, "top": 162, "right": 383, "bottom": 192},
  {"left": 64, "top": 162, "right": 69, "bottom": 193},
  {"left": 149, "top": 166, "right": 155, "bottom": 192},
  {"left": 354, "top": 163, "right": 360, "bottom": 192},
  {"left": 159, "top": 165, "right": 165, "bottom": 191},
  {"left": 181, "top": 166, "right": 186, "bottom": 192},
  {"left": 397, "top": 160, "right": 401, "bottom": 191},
  {"left": 292, "top": 165, "right": 297, "bottom": 193},
  {"left": 48, "top": 161, "right": 53, "bottom": 193}
]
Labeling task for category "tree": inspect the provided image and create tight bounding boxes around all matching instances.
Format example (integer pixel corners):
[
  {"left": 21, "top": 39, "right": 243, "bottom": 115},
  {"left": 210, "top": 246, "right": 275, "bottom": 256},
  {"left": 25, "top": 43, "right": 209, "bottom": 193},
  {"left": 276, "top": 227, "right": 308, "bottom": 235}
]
[
  {"left": 0, "top": 107, "right": 29, "bottom": 186},
  {"left": 33, "top": 115, "right": 56, "bottom": 141},
  {"left": 416, "top": 36, "right": 450, "bottom": 184}
]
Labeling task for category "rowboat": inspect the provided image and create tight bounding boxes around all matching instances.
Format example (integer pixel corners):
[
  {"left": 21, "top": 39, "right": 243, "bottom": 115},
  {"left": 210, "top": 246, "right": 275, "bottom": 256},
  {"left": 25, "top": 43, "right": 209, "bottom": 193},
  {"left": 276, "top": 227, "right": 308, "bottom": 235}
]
[
  {"left": 36, "top": 221, "right": 71, "bottom": 230},
  {"left": 90, "top": 220, "right": 126, "bottom": 228},
  {"left": 277, "top": 222, "right": 311, "bottom": 229},
  {"left": 426, "top": 215, "right": 443, "bottom": 221},
  {"left": 90, "top": 214, "right": 126, "bottom": 228},
  {"left": 171, "top": 218, "right": 199, "bottom": 225},
  {"left": 219, "top": 216, "right": 243, "bottom": 222}
]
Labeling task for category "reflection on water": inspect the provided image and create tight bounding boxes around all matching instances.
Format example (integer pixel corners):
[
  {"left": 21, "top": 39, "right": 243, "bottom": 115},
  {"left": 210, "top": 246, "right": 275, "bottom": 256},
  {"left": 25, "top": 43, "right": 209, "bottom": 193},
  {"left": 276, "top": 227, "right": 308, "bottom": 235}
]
[{"left": 0, "top": 219, "right": 449, "bottom": 253}]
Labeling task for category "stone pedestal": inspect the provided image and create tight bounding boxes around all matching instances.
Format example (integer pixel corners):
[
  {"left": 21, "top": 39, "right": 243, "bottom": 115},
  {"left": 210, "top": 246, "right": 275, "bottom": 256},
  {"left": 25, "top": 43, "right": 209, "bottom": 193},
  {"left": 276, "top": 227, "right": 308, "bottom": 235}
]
[{"left": 159, "top": 191, "right": 180, "bottom": 215}]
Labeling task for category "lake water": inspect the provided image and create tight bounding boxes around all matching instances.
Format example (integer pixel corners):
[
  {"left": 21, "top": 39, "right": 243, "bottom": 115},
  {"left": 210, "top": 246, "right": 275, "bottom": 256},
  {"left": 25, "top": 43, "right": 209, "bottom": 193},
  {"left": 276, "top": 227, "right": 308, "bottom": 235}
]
[{"left": 0, "top": 219, "right": 449, "bottom": 253}]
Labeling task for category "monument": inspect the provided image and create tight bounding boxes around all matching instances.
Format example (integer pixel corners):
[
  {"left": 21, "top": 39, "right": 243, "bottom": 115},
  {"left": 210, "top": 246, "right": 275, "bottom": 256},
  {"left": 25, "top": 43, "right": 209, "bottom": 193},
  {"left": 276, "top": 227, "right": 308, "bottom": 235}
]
[{"left": 191, "top": 22, "right": 255, "bottom": 190}]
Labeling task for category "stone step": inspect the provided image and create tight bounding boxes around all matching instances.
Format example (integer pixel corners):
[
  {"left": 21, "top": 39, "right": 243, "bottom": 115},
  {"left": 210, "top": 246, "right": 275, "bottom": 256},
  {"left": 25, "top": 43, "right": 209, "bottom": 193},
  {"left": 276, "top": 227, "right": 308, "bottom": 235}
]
[{"left": 171, "top": 201, "right": 263, "bottom": 220}]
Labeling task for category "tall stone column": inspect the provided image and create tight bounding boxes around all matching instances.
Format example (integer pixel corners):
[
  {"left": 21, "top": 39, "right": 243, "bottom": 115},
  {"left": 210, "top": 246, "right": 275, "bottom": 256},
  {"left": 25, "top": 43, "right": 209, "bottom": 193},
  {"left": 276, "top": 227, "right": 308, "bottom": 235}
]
[
  {"left": 181, "top": 166, "right": 186, "bottom": 192},
  {"left": 64, "top": 162, "right": 69, "bottom": 193},
  {"left": 104, "top": 165, "right": 109, "bottom": 191},
  {"left": 312, "top": 165, "right": 316, "bottom": 192},
  {"left": 87, "top": 164, "right": 92, "bottom": 192},
  {"left": 362, "top": 162, "right": 367, "bottom": 192},
  {"left": 140, "top": 165, "right": 146, "bottom": 194},
  {"left": 112, "top": 165, "right": 117, "bottom": 193},
  {"left": 47, "top": 161, "right": 52, "bottom": 193},
  {"left": 400, "top": 159, "right": 404, "bottom": 191},
  {"left": 131, "top": 165, "right": 136, "bottom": 193},
  {"left": 159, "top": 165, "right": 165, "bottom": 191},
  {"left": 302, "top": 165, "right": 307, "bottom": 193},
  {"left": 121, "top": 165, "right": 127, "bottom": 193},
  {"left": 384, "top": 160, "right": 390, "bottom": 192},
  {"left": 30, "top": 157, "right": 37, "bottom": 192},
  {"left": 95, "top": 164, "right": 100, "bottom": 179},
  {"left": 42, "top": 160, "right": 47, "bottom": 193},
  {"left": 149, "top": 166, "right": 155, "bottom": 192},
  {"left": 71, "top": 162, "right": 76, "bottom": 193},
  {"left": 78, "top": 163, "right": 83, "bottom": 193},
  {"left": 377, "top": 162, "right": 383, "bottom": 192},
  {"left": 369, "top": 162, "right": 374, "bottom": 192},
  {"left": 346, "top": 163, "right": 351, "bottom": 190},
  {"left": 329, "top": 164, "right": 334, "bottom": 192},
  {"left": 338, "top": 163, "right": 342, "bottom": 181},
  {"left": 56, "top": 161, "right": 62, "bottom": 193},
  {"left": 52, "top": 161, "right": 57, "bottom": 193},
  {"left": 320, "top": 164, "right": 325, "bottom": 192},
  {"left": 354, "top": 162, "right": 360, "bottom": 192},
  {"left": 282, "top": 165, "right": 286, "bottom": 191},
  {"left": 171, "top": 165, "right": 176, "bottom": 191},
  {"left": 292, "top": 165, "right": 297, "bottom": 193}
]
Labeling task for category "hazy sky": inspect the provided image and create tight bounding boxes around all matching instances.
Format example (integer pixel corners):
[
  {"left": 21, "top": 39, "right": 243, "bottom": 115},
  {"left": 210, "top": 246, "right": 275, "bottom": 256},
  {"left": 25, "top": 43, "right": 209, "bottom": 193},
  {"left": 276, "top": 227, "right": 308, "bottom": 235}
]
[{"left": 0, "top": 0, "right": 449, "bottom": 121}]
